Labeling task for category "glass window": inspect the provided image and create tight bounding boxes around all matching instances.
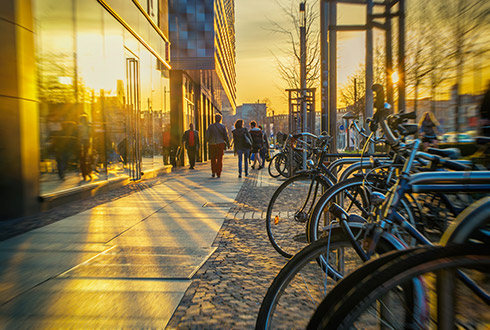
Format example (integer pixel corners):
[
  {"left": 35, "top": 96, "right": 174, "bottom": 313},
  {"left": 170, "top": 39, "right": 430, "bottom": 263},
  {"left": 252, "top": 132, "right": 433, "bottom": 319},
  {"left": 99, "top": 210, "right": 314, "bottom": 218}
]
[
  {"left": 102, "top": 8, "right": 127, "bottom": 179},
  {"left": 34, "top": 0, "right": 77, "bottom": 194},
  {"left": 140, "top": 49, "right": 154, "bottom": 172}
]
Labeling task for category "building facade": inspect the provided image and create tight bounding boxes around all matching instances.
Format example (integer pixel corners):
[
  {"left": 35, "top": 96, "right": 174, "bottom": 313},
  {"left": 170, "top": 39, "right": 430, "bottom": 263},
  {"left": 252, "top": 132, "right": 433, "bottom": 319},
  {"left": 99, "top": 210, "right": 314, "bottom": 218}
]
[
  {"left": 0, "top": 0, "right": 235, "bottom": 219},
  {"left": 168, "top": 0, "right": 236, "bottom": 164}
]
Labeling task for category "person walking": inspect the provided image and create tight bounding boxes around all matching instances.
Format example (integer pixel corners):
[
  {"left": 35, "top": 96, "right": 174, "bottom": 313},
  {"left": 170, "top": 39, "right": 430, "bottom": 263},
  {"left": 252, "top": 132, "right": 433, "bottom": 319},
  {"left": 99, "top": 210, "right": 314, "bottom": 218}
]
[
  {"left": 205, "top": 114, "right": 229, "bottom": 178},
  {"left": 258, "top": 125, "right": 269, "bottom": 168},
  {"left": 162, "top": 127, "right": 171, "bottom": 165},
  {"left": 232, "top": 119, "right": 252, "bottom": 178},
  {"left": 419, "top": 112, "right": 440, "bottom": 150},
  {"left": 182, "top": 123, "right": 200, "bottom": 169},
  {"left": 479, "top": 84, "right": 490, "bottom": 137},
  {"left": 249, "top": 121, "right": 263, "bottom": 170}
]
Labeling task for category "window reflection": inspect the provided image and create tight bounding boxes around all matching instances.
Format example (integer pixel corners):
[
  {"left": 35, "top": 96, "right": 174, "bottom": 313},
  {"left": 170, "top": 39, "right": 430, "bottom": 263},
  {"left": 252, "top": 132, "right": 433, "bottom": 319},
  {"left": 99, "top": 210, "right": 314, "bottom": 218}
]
[{"left": 35, "top": 0, "right": 170, "bottom": 194}]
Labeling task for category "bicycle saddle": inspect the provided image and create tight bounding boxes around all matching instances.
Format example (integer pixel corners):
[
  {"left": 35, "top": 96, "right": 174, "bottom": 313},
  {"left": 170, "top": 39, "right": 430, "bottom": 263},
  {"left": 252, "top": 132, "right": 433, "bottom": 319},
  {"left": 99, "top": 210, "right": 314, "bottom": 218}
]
[
  {"left": 398, "top": 124, "right": 418, "bottom": 137},
  {"left": 427, "top": 147, "right": 461, "bottom": 160}
]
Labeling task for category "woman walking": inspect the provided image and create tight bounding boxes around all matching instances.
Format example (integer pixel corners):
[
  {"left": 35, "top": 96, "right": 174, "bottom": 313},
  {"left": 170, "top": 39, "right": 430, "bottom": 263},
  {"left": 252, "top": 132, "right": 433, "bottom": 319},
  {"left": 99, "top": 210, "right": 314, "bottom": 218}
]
[
  {"left": 249, "top": 121, "right": 264, "bottom": 170},
  {"left": 232, "top": 119, "right": 252, "bottom": 178},
  {"left": 419, "top": 111, "right": 440, "bottom": 150}
]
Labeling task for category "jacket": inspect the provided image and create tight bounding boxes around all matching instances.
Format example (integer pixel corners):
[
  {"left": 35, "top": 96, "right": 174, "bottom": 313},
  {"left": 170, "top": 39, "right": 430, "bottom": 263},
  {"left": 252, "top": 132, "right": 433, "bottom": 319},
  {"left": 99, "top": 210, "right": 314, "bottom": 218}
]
[
  {"left": 182, "top": 129, "right": 200, "bottom": 149},
  {"left": 232, "top": 128, "right": 252, "bottom": 151},
  {"left": 206, "top": 122, "right": 230, "bottom": 146},
  {"left": 250, "top": 128, "right": 264, "bottom": 148}
]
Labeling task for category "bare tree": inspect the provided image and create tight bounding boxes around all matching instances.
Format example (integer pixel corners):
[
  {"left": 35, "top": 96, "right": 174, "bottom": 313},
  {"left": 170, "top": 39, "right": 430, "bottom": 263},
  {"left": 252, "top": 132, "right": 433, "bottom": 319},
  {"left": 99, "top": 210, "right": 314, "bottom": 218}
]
[
  {"left": 339, "top": 41, "right": 386, "bottom": 116},
  {"left": 433, "top": 0, "right": 490, "bottom": 133},
  {"left": 404, "top": 0, "right": 433, "bottom": 114},
  {"left": 268, "top": 0, "right": 321, "bottom": 91}
]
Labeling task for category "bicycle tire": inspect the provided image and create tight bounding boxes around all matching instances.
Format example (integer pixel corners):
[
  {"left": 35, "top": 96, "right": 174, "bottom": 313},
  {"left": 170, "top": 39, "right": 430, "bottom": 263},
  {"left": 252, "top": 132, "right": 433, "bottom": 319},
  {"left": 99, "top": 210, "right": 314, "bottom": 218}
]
[
  {"left": 309, "top": 244, "right": 490, "bottom": 329},
  {"left": 256, "top": 223, "right": 403, "bottom": 329},
  {"left": 307, "top": 176, "right": 416, "bottom": 246},
  {"left": 268, "top": 153, "right": 282, "bottom": 178},
  {"left": 266, "top": 173, "right": 331, "bottom": 258},
  {"left": 276, "top": 153, "right": 291, "bottom": 178},
  {"left": 307, "top": 177, "right": 375, "bottom": 243}
]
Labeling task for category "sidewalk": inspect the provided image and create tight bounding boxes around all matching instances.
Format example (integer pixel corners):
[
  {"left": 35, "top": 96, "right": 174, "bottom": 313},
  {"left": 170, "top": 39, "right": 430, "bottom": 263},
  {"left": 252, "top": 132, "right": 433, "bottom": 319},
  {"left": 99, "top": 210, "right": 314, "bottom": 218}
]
[{"left": 0, "top": 154, "right": 248, "bottom": 328}]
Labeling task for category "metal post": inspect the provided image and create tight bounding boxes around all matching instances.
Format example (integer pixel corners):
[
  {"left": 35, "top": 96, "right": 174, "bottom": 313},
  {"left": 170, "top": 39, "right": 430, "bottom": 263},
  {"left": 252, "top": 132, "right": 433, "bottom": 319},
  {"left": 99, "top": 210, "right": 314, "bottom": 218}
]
[
  {"left": 385, "top": 0, "right": 393, "bottom": 107},
  {"left": 320, "top": 0, "right": 329, "bottom": 133},
  {"left": 300, "top": 2, "right": 307, "bottom": 170},
  {"left": 366, "top": 0, "right": 374, "bottom": 122},
  {"left": 328, "top": 0, "right": 337, "bottom": 152},
  {"left": 398, "top": 0, "right": 406, "bottom": 112}
]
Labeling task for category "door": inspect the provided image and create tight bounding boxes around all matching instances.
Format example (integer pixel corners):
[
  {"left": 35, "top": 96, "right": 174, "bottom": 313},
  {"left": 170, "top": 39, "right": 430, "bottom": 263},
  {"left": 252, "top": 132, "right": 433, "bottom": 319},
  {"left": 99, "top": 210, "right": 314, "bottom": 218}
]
[{"left": 126, "top": 57, "right": 142, "bottom": 180}]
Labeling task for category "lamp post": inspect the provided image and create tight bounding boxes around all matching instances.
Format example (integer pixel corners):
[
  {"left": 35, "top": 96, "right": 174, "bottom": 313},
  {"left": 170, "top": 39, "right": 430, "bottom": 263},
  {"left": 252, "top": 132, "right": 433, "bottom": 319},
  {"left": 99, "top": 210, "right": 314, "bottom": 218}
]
[{"left": 300, "top": 2, "right": 307, "bottom": 170}]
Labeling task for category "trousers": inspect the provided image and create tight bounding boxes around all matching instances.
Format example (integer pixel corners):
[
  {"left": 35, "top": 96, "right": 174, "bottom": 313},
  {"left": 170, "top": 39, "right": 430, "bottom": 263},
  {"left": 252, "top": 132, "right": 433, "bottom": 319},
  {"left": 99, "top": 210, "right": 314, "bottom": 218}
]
[
  {"left": 209, "top": 143, "right": 225, "bottom": 176},
  {"left": 187, "top": 146, "right": 197, "bottom": 168}
]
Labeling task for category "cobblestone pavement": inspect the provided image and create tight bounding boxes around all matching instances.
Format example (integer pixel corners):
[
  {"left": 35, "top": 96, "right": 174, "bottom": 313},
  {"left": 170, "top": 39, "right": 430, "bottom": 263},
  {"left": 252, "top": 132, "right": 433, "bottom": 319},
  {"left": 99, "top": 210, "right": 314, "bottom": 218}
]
[
  {"left": 1, "top": 162, "right": 294, "bottom": 328},
  {"left": 167, "top": 168, "right": 289, "bottom": 329}
]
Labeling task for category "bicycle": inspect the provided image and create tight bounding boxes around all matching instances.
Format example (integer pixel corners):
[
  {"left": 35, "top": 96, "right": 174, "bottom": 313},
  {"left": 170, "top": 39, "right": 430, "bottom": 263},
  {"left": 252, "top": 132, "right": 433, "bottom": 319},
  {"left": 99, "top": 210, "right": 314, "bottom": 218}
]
[
  {"left": 308, "top": 196, "right": 490, "bottom": 329},
  {"left": 256, "top": 91, "right": 490, "bottom": 329},
  {"left": 266, "top": 132, "right": 391, "bottom": 258}
]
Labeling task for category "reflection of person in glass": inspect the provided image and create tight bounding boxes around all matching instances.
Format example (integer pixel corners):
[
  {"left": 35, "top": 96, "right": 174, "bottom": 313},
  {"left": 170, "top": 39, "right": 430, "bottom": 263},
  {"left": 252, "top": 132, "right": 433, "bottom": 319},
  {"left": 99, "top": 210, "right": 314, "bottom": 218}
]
[
  {"left": 182, "top": 123, "right": 200, "bottom": 169},
  {"left": 78, "top": 113, "right": 92, "bottom": 181},
  {"left": 52, "top": 121, "right": 77, "bottom": 180}
]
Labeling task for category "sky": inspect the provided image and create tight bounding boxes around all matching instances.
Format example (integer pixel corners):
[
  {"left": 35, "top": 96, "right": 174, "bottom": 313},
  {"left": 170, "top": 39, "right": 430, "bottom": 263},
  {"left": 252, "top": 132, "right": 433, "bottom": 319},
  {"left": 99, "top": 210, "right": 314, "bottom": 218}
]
[
  {"left": 235, "top": 0, "right": 367, "bottom": 114},
  {"left": 234, "top": 0, "right": 490, "bottom": 114}
]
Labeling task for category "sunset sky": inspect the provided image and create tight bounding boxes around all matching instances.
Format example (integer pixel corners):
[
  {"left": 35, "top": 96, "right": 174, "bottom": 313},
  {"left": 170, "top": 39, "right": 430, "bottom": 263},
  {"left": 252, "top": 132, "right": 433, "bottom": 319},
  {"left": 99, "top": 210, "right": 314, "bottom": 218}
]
[
  {"left": 234, "top": 0, "right": 490, "bottom": 114},
  {"left": 235, "top": 0, "right": 368, "bottom": 113}
]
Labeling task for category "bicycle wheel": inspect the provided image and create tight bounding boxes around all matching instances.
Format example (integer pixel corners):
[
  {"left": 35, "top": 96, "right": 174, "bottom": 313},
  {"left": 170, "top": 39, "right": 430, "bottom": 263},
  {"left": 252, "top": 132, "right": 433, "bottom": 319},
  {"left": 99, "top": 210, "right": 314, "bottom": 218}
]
[
  {"left": 268, "top": 153, "right": 282, "bottom": 178},
  {"left": 276, "top": 153, "right": 290, "bottom": 178},
  {"left": 309, "top": 244, "right": 490, "bottom": 329},
  {"left": 307, "top": 177, "right": 374, "bottom": 243},
  {"left": 266, "top": 173, "right": 331, "bottom": 258},
  {"left": 307, "top": 176, "right": 416, "bottom": 246},
  {"left": 257, "top": 224, "right": 402, "bottom": 329}
]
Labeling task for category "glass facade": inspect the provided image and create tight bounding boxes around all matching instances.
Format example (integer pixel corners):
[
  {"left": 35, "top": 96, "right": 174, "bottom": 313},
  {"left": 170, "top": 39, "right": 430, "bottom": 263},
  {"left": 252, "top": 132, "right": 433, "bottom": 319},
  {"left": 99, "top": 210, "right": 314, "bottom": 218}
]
[{"left": 34, "top": 0, "right": 170, "bottom": 194}]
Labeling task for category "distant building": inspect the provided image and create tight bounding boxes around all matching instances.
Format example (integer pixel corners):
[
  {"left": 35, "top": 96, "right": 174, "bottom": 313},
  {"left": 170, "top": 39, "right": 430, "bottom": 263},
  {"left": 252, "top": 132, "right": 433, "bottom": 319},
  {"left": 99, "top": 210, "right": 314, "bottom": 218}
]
[
  {"left": 406, "top": 87, "right": 484, "bottom": 133},
  {"left": 236, "top": 103, "right": 267, "bottom": 127}
]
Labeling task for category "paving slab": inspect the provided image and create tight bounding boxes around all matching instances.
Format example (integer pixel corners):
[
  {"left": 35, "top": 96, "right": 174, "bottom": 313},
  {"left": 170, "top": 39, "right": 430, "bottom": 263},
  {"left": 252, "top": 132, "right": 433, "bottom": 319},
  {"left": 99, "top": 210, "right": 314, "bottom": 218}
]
[
  {"left": 0, "top": 154, "right": 244, "bottom": 328},
  {"left": 0, "top": 278, "right": 190, "bottom": 328}
]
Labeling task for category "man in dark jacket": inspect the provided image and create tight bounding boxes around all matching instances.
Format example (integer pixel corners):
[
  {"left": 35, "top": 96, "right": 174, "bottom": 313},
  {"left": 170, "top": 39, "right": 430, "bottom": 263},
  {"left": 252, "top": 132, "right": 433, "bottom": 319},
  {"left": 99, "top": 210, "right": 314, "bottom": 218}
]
[
  {"left": 182, "top": 123, "right": 200, "bottom": 169},
  {"left": 205, "top": 114, "right": 230, "bottom": 178}
]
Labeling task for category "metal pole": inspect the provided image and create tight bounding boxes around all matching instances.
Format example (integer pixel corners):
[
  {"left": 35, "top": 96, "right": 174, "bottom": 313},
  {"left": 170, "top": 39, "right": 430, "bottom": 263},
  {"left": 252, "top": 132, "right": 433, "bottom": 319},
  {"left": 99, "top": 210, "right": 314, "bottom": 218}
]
[
  {"left": 320, "top": 0, "right": 329, "bottom": 133},
  {"left": 398, "top": 0, "right": 406, "bottom": 112},
  {"left": 328, "top": 0, "right": 337, "bottom": 152},
  {"left": 300, "top": 2, "right": 307, "bottom": 170},
  {"left": 385, "top": 0, "right": 393, "bottom": 108},
  {"left": 366, "top": 0, "right": 374, "bottom": 153}
]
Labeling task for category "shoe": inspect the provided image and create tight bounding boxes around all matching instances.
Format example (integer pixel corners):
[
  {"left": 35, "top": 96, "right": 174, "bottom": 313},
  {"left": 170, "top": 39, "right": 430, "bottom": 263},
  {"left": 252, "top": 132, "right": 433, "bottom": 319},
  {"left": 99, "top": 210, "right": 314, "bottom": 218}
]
[
  {"left": 212, "top": 173, "right": 215, "bottom": 178},
  {"left": 251, "top": 165, "right": 255, "bottom": 170},
  {"left": 258, "top": 165, "right": 264, "bottom": 170},
  {"left": 217, "top": 174, "right": 221, "bottom": 178},
  {"left": 245, "top": 172, "right": 248, "bottom": 176},
  {"left": 189, "top": 167, "right": 194, "bottom": 169},
  {"left": 238, "top": 174, "right": 242, "bottom": 178}
]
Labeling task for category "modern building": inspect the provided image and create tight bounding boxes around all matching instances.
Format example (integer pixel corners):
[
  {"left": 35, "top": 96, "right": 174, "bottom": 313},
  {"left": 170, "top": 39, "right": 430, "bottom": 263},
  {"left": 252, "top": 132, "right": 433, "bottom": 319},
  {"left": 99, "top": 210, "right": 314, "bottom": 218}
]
[
  {"left": 168, "top": 0, "right": 236, "bottom": 164},
  {"left": 0, "top": 0, "right": 236, "bottom": 219}
]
